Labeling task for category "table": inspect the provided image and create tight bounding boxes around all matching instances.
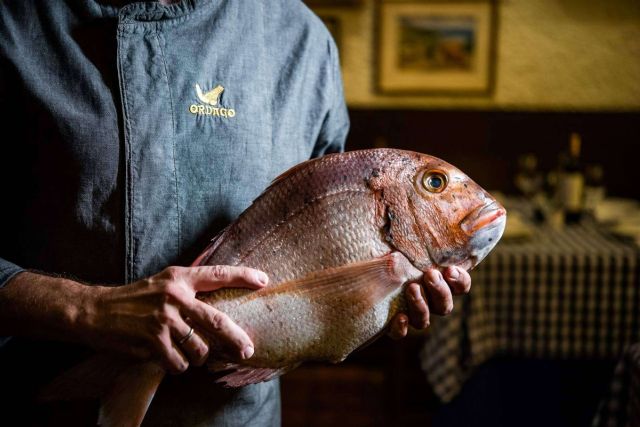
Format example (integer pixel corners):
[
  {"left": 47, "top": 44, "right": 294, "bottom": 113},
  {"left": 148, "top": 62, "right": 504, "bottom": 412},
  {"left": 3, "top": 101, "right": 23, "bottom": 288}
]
[
  {"left": 420, "top": 200, "right": 640, "bottom": 404},
  {"left": 593, "top": 343, "right": 640, "bottom": 427}
]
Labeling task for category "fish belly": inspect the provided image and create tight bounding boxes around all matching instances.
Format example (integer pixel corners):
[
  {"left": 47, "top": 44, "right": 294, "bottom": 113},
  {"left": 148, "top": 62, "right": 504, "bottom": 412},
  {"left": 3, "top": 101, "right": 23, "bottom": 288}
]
[{"left": 215, "top": 287, "right": 405, "bottom": 367}]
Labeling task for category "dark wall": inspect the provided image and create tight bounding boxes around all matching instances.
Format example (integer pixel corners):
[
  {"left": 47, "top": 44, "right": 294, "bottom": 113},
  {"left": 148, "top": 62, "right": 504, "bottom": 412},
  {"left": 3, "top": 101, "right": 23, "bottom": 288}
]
[{"left": 346, "top": 110, "right": 640, "bottom": 199}]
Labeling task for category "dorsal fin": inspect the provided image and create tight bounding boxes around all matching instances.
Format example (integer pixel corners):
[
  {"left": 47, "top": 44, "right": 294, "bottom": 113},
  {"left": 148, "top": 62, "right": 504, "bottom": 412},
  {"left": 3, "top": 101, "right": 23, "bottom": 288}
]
[
  {"left": 262, "top": 151, "right": 342, "bottom": 195},
  {"left": 193, "top": 154, "right": 338, "bottom": 266},
  {"left": 262, "top": 157, "right": 319, "bottom": 193}
]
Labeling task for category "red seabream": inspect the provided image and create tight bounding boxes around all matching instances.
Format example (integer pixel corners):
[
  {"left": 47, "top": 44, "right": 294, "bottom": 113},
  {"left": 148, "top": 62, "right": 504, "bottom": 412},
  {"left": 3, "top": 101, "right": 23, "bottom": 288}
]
[{"left": 44, "top": 149, "right": 506, "bottom": 426}]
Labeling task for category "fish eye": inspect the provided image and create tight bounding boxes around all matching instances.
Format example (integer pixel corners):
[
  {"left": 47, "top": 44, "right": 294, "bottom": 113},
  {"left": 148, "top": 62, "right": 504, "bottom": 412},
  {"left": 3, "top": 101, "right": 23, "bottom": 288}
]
[{"left": 422, "top": 170, "right": 448, "bottom": 193}]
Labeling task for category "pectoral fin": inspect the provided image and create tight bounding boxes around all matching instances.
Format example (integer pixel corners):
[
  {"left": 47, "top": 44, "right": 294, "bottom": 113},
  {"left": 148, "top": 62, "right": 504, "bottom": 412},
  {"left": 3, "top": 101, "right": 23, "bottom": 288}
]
[
  {"left": 250, "top": 252, "right": 423, "bottom": 306},
  {"left": 209, "top": 253, "right": 423, "bottom": 388}
]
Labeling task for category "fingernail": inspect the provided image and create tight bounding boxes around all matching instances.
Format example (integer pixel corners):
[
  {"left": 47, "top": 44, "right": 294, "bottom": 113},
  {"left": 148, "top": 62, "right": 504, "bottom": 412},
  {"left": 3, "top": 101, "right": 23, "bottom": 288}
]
[
  {"left": 256, "top": 272, "right": 268, "bottom": 286},
  {"left": 445, "top": 303, "right": 454, "bottom": 315},
  {"left": 449, "top": 268, "right": 459, "bottom": 280},
  {"left": 242, "top": 345, "right": 254, "bottom": 359},
  {"left": 426, "top": 269, "right": 441, "bottom": 285}
]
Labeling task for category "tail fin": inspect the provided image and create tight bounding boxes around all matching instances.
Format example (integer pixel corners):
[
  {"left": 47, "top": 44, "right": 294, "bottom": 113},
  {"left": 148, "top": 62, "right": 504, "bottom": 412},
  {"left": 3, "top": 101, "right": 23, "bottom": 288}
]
[
  {"left": 40, "top": 356, "right": 165, "bottom": 427},
  {"left": 98, "top": 362, "right": 165, "bottom": 427}
]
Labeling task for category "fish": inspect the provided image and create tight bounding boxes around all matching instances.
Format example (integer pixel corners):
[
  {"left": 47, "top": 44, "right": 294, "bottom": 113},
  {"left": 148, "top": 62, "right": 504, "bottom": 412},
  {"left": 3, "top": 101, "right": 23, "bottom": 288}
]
[{"left": 42, "top": 148, "right": 506, "bottom": 426}]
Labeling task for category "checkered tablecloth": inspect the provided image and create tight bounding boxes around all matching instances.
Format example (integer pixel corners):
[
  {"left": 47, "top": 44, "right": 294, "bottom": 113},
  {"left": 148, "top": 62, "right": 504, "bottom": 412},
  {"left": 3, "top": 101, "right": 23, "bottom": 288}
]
[
  {"left": 420, "top": 202, "right": 640, "bottom": 403},
  {"left": 592, "top": 343, "right": 640, "bottom": 427}
]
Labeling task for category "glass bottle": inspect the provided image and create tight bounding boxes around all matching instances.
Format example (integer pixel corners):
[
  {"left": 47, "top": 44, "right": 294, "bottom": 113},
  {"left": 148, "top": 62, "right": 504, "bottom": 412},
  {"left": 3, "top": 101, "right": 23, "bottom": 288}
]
[
  {"left": 583, "top": 164, "right": 605, "bottom": 219},
  {"left": 556, "top": 132, "right": 585, "bottom": 224}
]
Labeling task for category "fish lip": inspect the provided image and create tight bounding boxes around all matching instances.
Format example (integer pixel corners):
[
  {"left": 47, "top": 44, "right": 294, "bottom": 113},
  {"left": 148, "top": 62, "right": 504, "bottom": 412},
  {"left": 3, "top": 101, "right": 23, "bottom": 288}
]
[{"left": 460, "top": 200, "right": 507, "bottom": 236}]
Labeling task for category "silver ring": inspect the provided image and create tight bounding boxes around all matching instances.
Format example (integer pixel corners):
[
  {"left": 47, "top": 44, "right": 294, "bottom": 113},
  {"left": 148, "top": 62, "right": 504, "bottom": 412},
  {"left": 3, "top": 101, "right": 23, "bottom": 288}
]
[{"left": 178, "top": 327, "right": 194, "bottom": 344}]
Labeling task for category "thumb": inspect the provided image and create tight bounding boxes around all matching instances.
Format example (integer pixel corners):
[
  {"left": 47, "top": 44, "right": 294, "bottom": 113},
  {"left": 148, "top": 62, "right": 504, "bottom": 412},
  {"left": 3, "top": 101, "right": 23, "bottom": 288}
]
[{"left": 185, "top": 265, "right": 269, "bottom": 293}]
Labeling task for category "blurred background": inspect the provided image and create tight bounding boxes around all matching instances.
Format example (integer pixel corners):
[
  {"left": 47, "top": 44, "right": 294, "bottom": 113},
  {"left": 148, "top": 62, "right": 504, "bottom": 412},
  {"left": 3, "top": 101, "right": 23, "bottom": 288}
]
[{"left": 280, "top": 1, "right": 640, "bottom": 426}]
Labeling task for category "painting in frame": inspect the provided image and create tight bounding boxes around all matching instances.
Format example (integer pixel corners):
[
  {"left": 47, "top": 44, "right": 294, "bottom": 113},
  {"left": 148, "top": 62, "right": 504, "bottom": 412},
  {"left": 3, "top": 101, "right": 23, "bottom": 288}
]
[{"left": 377, "top": 0, "right": 497, "bottom": 95}]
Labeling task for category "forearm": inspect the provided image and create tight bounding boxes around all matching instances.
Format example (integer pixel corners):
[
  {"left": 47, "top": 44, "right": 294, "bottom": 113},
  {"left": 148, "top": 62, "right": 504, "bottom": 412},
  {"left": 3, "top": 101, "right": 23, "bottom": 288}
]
[{"left": 0, "top": 271, "right": 102, "bottom": 343}]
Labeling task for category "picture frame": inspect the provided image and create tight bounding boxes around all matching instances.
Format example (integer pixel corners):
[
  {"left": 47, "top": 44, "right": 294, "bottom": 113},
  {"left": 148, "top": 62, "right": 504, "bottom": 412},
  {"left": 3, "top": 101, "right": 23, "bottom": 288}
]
[{"left": 376, "top": 0, "right": 497, "bottom": 96}]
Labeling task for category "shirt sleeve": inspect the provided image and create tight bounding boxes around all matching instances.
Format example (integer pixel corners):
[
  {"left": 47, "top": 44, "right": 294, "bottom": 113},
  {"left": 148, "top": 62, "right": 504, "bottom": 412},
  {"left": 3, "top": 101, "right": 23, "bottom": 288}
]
[
  {"left": 311, "top": 37, "right": 350, "bottom": 158},
  {"left": 0, "top": 58, "right": 25, "bottom": 289},
  {"left": 0, "top": 259, "right": 21, "bottom": 347},
  {"left": 0, "top": 258, "right": 24, "bottom": 289}
]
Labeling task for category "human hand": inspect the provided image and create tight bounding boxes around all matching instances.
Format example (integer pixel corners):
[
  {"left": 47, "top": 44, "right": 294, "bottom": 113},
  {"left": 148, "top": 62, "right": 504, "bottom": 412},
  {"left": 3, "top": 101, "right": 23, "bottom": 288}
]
[
  {"left": 82, "top": 266, "right": 268, "bottom": 374},
  {"left": 387, "top": 266, "right": 471, "bottom": 339}
]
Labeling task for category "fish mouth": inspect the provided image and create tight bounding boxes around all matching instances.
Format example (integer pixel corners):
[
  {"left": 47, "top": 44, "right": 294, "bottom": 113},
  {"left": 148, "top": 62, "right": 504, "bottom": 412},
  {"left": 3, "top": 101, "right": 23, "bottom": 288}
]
[
  {"left": 412, "top": 200, "right": 507, "bottom": 272},
  {"left": 460, "top": 200, "right": 507, "bottom": 269},
  {"left": 460, "top": 200, "right": 507, "bottom": 236}
]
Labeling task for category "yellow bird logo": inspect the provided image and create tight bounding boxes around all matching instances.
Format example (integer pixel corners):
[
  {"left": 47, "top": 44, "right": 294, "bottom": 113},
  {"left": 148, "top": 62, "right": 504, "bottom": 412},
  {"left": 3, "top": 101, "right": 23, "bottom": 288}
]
[{"left": 195, "top": 83, "right": 224, "bottom": 106}]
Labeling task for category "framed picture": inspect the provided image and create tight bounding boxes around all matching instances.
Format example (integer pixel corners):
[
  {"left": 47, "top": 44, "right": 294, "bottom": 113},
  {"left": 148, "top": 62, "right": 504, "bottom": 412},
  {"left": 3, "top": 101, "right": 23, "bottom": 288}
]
[{"left": 377, "top": 0, "right": 497, "bottom": 95}]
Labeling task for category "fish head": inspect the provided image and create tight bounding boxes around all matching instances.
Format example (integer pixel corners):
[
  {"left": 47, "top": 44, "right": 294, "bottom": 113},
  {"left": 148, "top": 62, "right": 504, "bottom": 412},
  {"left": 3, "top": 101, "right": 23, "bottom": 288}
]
[{"left": 374, "top": 151, "right": 506, "bottom": 272}]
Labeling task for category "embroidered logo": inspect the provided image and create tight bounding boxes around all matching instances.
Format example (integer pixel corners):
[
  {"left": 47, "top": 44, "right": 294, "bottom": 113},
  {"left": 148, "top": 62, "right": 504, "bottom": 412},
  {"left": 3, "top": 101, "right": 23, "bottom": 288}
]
[
  {"left": 189, "top": 83, "right": 236, "bottom": 118},
  {"left": 195, "top": 83, "right": 223, "bottom": 105}
]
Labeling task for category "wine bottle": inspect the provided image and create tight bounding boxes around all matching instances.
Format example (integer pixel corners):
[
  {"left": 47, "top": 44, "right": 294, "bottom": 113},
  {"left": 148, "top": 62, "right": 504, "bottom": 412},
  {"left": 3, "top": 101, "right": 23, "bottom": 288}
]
[
  {"left": 584, "top": 164, "right": 605, "bottom": 218},
  {"left": 556, "top": 133, "right": 585, "bottom": 223}
]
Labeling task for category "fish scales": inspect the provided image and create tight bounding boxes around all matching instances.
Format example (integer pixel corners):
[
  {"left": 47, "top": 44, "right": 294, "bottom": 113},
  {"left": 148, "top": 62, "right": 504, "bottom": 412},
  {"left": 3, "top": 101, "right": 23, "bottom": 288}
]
[
  {"left": 202, "top": 150, "right": 393, "bottom": 280},
  {"left": 195, "top": 149, "right": 506, "bottom": 376},
  {"left": 200, "top": 151, "right": 400, "bottom": 366}
]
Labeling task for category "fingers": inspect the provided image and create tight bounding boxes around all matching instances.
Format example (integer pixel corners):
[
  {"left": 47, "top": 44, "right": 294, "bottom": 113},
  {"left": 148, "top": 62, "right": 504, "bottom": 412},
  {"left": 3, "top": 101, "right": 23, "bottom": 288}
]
[
  {"left": 156, "top": 330, "right": 189, "bottom": 374},
  {"left": 443, "top": 266, "right": 471, "bottom": 295},
  {"left": 183, "top": 265, "right": 269, "bottom": 292},
  {"left": 388, "top": 313, "right": 409, "bottom": 340},
  {"left": 170, "top": 318, "right": 209, "bottom": 367},
  {"left": 423, "top": 269, "right": 454, "bottom": 315},
  {"left": 152, "top": 306, "right": 197, "bottom": 373},
  {"left": 405, "top": 283, "right": 430, "bottom": 329},
  {"left": 182, "top": 299, "right": 255, "bottom": 360},
  {"left": 143, "top": 265, "right": 261, "bottom": 371}
]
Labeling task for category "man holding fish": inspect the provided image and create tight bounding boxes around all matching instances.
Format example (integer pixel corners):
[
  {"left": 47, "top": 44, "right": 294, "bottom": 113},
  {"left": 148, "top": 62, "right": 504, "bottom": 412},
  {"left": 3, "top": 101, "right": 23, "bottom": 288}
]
[{"left": 0, "top": 0, "right": 472, "bottom": 425}]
